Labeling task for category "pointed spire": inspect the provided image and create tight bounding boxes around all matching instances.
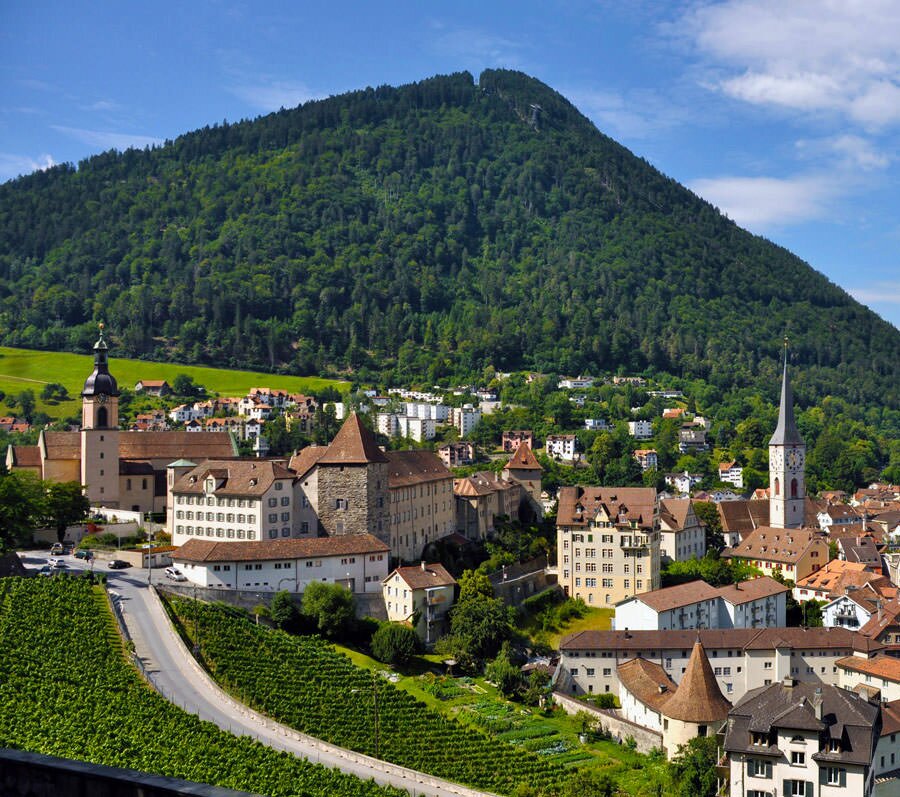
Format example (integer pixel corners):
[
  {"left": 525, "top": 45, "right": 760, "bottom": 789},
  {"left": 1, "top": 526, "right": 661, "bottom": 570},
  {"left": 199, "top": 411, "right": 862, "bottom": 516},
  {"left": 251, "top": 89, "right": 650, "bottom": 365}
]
[
  {"left": 318, "top": 413, "right": 388, "bottom": 464},
  {"left": 769, "top": 337, "right": 803, "bottom": 446},
  {"left": 82, "top": 322, "right": 119, "bottom": 397}
]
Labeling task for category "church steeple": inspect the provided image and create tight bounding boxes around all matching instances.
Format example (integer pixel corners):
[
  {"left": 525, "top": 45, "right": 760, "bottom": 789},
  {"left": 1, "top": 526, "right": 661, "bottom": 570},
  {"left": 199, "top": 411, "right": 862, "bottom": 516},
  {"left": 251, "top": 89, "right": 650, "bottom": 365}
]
[
  {"left": 81, "top": 323, "right": 120, "bottom": 507},
  {"left": 82, "top": 323, "right": 119, "bottom": 398},
  {"left": 769, "top": 339, "right": 805, "bottom": 529},
  {"left": 769, "top": 338, "right": 803, "bottom": 447}
]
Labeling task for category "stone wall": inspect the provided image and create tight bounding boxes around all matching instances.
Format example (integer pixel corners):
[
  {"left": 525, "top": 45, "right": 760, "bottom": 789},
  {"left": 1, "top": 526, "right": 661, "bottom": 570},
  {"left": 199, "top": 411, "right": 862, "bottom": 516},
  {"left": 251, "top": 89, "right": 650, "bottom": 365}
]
[
  {"left": 0, "top": 749, "right": 254, "bottom": 797},
  {"left": 317, "top": 462, "right": 390, "bottom": 544},
  {"left": 489, "top": 556, "right": 555, "bottom": 607},
  {"left": 552, "top": 691, "right": 663, "bottom": 754}
]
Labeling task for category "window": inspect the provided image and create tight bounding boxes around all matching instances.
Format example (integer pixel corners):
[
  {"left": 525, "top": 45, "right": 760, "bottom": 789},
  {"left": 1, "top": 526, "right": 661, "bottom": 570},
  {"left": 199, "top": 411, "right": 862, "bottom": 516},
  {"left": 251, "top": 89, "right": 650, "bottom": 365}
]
[
  {"left": 281, "top": 496, "right": 290, "bottom": 506},
  {"left": 268, "top": 498, "right": 277, "bottom": 507},
  {"left": 275, "top": 482, "right": 283, "bottom": 491},
  {"left": 748, "top": 759, "right": 769, "bottom": 777},
  {"left": 336, "top": 498, "right": 348, "bottom": 510},
  {"left": 786, "top": 781, "right": 807, "bottom": 797},
  {"left": 269, "top": 513, "right": 278, "bottom": 523},
  {"left": 790, "top": 751, "right": 805, "bottom": 766},
  {"left": 825, "top": 768, "right": 844, "bottom": 786}
]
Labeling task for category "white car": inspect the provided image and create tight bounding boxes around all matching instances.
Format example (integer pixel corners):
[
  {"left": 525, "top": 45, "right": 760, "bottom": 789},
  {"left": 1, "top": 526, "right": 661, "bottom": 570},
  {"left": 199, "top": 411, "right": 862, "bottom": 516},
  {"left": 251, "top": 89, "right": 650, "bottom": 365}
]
[{"left": 165, "top": 567, "right": 187, "bottom": 582}]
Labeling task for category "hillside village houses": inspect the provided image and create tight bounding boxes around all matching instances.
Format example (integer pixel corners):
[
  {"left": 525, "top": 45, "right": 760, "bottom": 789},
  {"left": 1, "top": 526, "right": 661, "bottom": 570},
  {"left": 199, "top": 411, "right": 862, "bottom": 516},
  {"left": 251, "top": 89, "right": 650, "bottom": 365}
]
[
  {"left": 546, "top": 433, "right": 577, "bottom": 462},
  {"left": 658, "top": 499, "right": 706, "bottom": 562}
]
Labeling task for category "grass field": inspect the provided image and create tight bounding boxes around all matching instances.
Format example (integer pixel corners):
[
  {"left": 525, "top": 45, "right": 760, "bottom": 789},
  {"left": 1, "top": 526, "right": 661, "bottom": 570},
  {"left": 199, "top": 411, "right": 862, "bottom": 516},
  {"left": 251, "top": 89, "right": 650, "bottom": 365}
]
[{"left": 0, "top": 346, "right": 349, "bottom": 419}]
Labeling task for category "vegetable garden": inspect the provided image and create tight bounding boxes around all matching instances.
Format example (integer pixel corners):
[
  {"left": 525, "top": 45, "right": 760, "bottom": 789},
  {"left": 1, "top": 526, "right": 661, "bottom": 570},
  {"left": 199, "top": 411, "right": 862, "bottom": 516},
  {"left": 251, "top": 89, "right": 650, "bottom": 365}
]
[
  {"left": 0, "top": 577, "right": 405, "bottom": 797},
  {"left": 167, "top": 596, "right": 570, "bottom": 795}
]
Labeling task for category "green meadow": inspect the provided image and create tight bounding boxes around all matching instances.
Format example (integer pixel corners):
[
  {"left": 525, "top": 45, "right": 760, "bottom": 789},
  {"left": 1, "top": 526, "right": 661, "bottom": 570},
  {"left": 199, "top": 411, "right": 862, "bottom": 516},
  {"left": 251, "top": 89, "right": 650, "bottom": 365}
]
[{"left": 0, "top": 346, "right": 348, "bottom": 420}]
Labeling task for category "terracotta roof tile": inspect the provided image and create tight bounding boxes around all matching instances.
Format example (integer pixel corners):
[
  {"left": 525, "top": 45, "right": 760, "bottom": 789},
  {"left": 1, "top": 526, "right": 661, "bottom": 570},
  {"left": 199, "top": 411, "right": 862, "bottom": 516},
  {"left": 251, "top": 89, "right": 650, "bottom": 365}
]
[
  {"left": 618, "top": 658, "right": 677, "bottom": 712},
  {"left": 505, "top": 442, "right": 542, "bottom": 471},
  {"left": 42, "top": 431, "right": 81, "bottom": 460},
  {"left": 630, "top": 580, "right": 721, "bottom": 612},
  {"left": 118, "top": 431, "right": 237, "bottom": 460},
  {"left": 556, "top": 485, "right": 657, "bottom": 529},
  {"left": 9, "top": 445, "right": 40, "bottom": 467},
  {"left": 661, "top": 641, "right": 731, "bottom": 722},
  {"left": 289, "top": 446, "right": 328, "bottom": 478},
  {"left": 386, "top": 450, "right": 451, "bottom": 488},
  {"left": 175, "top": 535, "right": 388, "bottom": 563},
  {"left": 716, "top": 576, "right": 790, "bottom": 605},
  {"left": 724, "top": 526, "right": 825, "bottom": 565},
  {"left": 174, "top": 459, "right": 294, "bottom": 497},
  {"left": 386, "top": 562, "right": 456, "bottom": 590},
  {"left": 318, "top": 413, "right": 388, "bottom": 465}
]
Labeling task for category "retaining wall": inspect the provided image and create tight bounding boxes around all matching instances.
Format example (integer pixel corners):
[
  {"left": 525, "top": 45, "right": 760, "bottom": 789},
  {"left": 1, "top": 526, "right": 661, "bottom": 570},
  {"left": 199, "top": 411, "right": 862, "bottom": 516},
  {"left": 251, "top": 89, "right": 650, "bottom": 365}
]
[{"left": 552, "top": 691, "right": 663, "bottom": 754}]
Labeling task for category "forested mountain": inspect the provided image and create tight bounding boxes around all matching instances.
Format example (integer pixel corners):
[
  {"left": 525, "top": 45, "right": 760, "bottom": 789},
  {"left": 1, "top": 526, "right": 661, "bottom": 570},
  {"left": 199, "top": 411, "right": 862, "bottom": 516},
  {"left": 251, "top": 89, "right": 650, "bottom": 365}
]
[{"left": 1, "top": 69, "right": 898, "bottom": 416}]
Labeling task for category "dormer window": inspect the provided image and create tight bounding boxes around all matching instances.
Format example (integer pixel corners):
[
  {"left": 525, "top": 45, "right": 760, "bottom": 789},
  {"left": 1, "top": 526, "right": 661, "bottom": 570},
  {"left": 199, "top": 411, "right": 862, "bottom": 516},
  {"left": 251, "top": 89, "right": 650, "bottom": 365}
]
[
  {"left": 827, "top": 738, "right": 841, "bottom": 753},
  {"left": 751, "top": 731, "right": 768, "bottom": 746}
]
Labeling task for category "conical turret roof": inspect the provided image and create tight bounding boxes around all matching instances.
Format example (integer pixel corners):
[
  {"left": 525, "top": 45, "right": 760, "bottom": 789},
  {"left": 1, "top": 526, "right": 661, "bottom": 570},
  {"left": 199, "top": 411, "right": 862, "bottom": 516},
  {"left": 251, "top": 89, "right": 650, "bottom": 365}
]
[
  {"left": 82, "top": 323, "right": 119, "bottom": 397},
  {"left": 318, "top": 413, "right": 388, "bottom": 465},
  {"left": 769, "top": 341, "right": 803, "bottom": 447},
  {"left": 662, "top": 640, "right": 731, "bottom": 723}
]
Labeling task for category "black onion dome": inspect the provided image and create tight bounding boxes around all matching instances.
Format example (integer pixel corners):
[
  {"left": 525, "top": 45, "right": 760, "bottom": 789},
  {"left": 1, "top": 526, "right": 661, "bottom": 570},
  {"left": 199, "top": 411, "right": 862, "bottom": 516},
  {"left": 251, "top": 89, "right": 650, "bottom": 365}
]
[{"left": 82, "top": 326, "right": 119, "bottom": 397}]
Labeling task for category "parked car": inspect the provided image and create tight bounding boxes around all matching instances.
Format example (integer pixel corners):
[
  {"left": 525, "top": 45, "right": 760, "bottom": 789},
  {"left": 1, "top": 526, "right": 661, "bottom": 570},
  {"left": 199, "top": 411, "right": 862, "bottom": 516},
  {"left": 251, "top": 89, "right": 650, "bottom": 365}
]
[
  {"left": 49, "top": 543, "right": 64, "bottom": 555},
  {"left": 48, "top": 557, "right": 63, "bottom": 567},
  {"left": 37, "top": 565, "right": 53, "bottom": 577},
  {"left": 50, "top": 560, "right": 67, "bottom": 570},
  {"left": 74, "top": 549, "right": 94, "bottom": 560},
  {"left": 164, "top": 567, "right": 187, "bottom": 582},
  {"left": 108, "top": 560, "right": 130, "bottom": 570}
]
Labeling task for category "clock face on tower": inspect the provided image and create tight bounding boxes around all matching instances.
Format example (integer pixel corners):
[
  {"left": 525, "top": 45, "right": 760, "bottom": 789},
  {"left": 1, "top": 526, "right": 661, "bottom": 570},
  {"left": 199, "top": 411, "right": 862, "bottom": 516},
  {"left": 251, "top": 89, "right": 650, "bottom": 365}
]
[
  {"left": 97, "top": 393, "right": 108, "bottom": 405},
  {"left": 787, "top": 449, "right": 802, "bottom": 470}
]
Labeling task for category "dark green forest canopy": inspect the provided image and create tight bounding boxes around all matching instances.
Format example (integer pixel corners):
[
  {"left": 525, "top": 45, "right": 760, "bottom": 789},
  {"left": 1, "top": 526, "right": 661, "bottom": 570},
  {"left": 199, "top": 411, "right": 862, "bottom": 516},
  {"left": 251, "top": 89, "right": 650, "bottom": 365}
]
[{"left": 1, "top": 69, "right": 897, "bottom": 418}]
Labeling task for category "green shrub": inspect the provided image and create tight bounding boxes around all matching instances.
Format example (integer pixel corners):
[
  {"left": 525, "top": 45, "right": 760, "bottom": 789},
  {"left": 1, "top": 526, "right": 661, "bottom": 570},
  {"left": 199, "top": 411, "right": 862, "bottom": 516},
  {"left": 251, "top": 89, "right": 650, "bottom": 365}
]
[{"left": 371, "top": 622, "right": 419, "bottom": 665}]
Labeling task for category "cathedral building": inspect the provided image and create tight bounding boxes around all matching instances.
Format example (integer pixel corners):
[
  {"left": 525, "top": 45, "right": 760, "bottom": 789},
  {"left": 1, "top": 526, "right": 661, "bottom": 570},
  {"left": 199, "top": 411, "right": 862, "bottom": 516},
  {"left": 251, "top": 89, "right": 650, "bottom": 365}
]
[{"left": 6, "top": 327, "right": 237, "bottom": 514}]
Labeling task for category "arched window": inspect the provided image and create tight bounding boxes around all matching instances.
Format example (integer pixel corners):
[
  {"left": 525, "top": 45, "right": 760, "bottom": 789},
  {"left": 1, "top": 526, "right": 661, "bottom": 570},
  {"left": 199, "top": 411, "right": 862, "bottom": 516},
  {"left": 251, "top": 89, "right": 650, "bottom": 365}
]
[
  {"left": 774, "top": 477, "right": 780, "bottom": 496},
  {"left": 790, "top": 478, "right": 798, "bottom": 498},
  {"left": 97, "top": 407, "right": 108, "bottom": 428}
]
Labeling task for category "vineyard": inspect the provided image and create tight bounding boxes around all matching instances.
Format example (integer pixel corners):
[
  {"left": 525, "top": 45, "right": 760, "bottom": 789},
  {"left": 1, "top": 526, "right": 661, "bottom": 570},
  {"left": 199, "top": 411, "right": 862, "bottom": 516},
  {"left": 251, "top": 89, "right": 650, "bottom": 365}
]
[
  {"left": 167, "top": 596, "right": 571, "bottom": 795},
  {"left": 0, "top": 577, "right": 406, "bottom": 797}
]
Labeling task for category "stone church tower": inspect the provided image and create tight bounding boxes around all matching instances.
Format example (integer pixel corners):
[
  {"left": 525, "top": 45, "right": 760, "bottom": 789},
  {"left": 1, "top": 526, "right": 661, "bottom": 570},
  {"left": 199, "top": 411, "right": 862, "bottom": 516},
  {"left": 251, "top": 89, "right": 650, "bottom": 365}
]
[
  {"left": 81, "top": 324, "right": 120, "bottom": 507},
  {"left": 769, "top": 341, "right": 805, "bottom": 529},
  {"left": 316, "top": 413, "right": 390, "bottom": 545}
]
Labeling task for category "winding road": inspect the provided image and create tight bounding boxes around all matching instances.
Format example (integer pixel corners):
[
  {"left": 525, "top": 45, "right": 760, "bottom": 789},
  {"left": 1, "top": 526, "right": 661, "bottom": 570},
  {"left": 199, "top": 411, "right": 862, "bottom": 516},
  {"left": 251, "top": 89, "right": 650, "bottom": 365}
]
[{"left": 19, "top": 554, "right": 496, "bottom": 797}]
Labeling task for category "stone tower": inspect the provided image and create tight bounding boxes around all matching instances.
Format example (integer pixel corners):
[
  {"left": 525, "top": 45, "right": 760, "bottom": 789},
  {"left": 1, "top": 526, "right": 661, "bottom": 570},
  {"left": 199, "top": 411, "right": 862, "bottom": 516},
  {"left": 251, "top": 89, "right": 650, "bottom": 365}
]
[
  {"left": 81, "top": 324, "right": 120, "bottom": 507},
  {"left": 316, "top": 413, "right": 390, "bottom": 545},
  {"left": 769, "top": 340, "right": 805, "bottom": 529},
  {"left": 502, "top": 441, "right": 543, "bottom": 519}
]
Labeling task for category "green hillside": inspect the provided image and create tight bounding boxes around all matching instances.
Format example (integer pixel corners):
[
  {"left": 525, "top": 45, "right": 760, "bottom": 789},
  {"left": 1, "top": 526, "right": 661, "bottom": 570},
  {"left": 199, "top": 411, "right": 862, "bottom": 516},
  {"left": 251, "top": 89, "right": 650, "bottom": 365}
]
[
  {"left": 1, "top": 69, "right": 897, "bottom": 415},
  {"left": 0, "top": 345, "right": 346, "bottom": 419}
]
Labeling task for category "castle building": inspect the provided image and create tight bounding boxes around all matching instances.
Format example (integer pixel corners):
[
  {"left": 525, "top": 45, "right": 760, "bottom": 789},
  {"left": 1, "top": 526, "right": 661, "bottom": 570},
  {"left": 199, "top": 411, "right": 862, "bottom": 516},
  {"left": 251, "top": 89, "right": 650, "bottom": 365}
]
[{"left": 6, "top": 327, "right": 236, "bottom": 513}]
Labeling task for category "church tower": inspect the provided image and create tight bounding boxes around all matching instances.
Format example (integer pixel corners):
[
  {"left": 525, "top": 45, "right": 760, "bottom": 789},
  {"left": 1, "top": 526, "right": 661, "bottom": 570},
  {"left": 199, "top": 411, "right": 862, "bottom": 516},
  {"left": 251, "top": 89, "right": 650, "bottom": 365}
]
[
  {"left": 81, "top": 324, "right": 120, "bottom": 507},
  {"left": 769, "top": 340, "right": 805, "bottom": 528}
]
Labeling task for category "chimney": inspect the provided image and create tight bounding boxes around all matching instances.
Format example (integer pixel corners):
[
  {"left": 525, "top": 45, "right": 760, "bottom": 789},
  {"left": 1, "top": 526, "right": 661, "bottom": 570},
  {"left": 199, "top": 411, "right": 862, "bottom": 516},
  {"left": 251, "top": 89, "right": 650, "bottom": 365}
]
[
  {"left": 814, "top": 687, "right": 824, "bottom": 720},
  {"left": 421, "top": 560, "right": 427, "bottom": 572},
  {"left": 783, "top": 676, "right": 795, "bottom": 688}
]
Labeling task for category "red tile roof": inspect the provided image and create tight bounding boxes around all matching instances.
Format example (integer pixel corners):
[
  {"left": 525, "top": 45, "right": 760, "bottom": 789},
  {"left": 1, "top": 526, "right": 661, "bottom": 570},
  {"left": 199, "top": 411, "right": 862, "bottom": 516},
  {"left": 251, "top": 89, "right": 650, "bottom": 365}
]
[
  {"left": 386, "top": 450, "right": 451, "bottom": 488},
  {"left": 387, "top": 562, "right": 457, "bottom": 590},
  {"left": 175, "top": 534, "right": 388, "bottom": 563},
  {"left": 505, "top": 442, "right": 542, "bottom": 471},
  {"left": 317, "top": 413, "right": 388, "bottom": 465}
]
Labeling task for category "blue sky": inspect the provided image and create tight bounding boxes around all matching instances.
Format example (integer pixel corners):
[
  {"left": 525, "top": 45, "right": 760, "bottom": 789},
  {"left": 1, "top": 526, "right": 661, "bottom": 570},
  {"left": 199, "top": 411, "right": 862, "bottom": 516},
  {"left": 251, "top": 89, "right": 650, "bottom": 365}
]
[{"left": 2, "top": 0, "right": 899, "bottom": 328}]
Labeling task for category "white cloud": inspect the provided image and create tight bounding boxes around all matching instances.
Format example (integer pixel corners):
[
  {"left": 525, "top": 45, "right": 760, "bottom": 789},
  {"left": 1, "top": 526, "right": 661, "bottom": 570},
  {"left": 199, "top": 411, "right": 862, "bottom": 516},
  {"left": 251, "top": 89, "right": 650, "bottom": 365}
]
[
  {"left": 677, "top": 0, "right": 900, "bottom": 128},
  {"left": 51, "top": 125, "right": 162, "bottom": 151},
  {"left": 849, "top": 281, "right": 900, "bottom": 305},
  {"left": 688, "top": 173, "right": 840, "bottom": 229},
  {"left": 429, "top": 24, "right": 524, "bottom": 69},
  {"left": 0, "top": 153, "right": 55, "bottom": 183},
  {"left": 568, "top": 88, "right": 686, "bottom": 140},
  {"left": 796, "top": 135, "right": 891, "bottom": 171},
  {"left": 228, "top": 80, "right": 319, "bottom": 112}
]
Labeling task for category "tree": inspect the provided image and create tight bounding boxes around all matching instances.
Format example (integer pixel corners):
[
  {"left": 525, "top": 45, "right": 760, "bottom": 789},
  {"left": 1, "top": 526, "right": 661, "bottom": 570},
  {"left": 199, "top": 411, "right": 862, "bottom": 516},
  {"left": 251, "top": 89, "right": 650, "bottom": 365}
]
[
  {"left": 269, "top": 590, "right": 298, "bottom": 630},
  {"left": 669, "top": 736, "right": 719, "bottom": 797},
  {"left": 560, "top": 768, "right": 616, "bottom": 797},
  {"left": 16, "top": 389, "right": 36, "bottom": 422},
  {"left": 0, "top": 471, "right": 45, "bottom": 551},
  {"left": 692, "top": 500, "right": 725, "bottom": 551},
  {"left": 172, "top": 373, "right": 204, "bottom": 398},
  {"left": 458, "top": 569, "right": 494, "bottom": 601},
  {"left": 484, "top": 643, "right": 523, "bottom": 696},
  {"left": 371, "top": 622, "right": 420, "bottom": 665},
  {"left": 301, "top": 581, "right": 356, "bottom": 638},
  {"left": 446, "top": 591, "right": 514, "bottom": 663},
  {"left": 43, "top": 481, "right": 90, "bottom": 542}
]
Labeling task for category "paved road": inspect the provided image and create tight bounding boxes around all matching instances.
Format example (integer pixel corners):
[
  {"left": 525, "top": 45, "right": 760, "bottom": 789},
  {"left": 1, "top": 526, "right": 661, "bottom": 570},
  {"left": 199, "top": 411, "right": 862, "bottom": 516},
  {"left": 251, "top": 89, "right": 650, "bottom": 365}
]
[{"left": 19, "top": 553, "right": 495, "bottom": 797}]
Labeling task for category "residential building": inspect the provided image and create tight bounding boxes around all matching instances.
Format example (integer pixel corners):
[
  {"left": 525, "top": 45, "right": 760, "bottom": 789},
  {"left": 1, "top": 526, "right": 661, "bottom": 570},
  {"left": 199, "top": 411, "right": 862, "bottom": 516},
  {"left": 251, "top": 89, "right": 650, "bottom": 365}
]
[
  {"left": 665, "top": 471, "right": 702, "bottom": 495},
  {"left": 628, "top": 420, "right": 653, "bottom": 440},
  {"left": 502, "top": 430, "right": 534, "bottom": 453},
  {"left": 633, "top": 449, "right": 658, "bottom": 472},
  {"left": 718, "top": 461, "right": 744, "bottom": 489},
  {"left": 822, "top": 592, "right": 881, "bottom": 630},
  {"left": 615, "top": 577, "right": 788, "bottom": 631},
  {"left": 723, "top": 527, "right": 828, "bottom": 582},
  {"left": 437, "top": 441, "right": 475, "bottom": 468},
  {"left": 793, "top": 559, "right": 894, "bottom": 603},
  {"left": 556, "top": 486, "right": 661, "bottom": 607},
  {"left": 875, "top": 700, "right": 900, "bottom": 793},
  {"left": 558, "top": 376, "right": 594, "bottom": 389},
  {"left": 724, "top": 680, "right": 880, "bottom": 797},
  {"left": 718, "top": 497, "right": 821, "bottom": 548},
  {"left": 662, "top": 407, "right": 686, "bottom": 420},
  {"left": 677, "top": 427, "right": 707, "bottom": 453},
  {"left": 817, "top": 501, "right": 862, "bottom": 532},
  {"left": 169, "top": 459, "right": 297, "bottom": 547},
  {"left": 557, "top": 626, "right": 882, "bottom": 704},
  {"left": 584, "top": 418, "right": 609, "bottom": 431},
  {"left": 454, "top": 471, "right": 524, "bottom": 542},
  {"left": 382, "top": 562, "right": 456, "bottom": 645},
  {"left": 386, "top": 450, "right": 455, "bottom": 562},
  {"left": 456, "top": 404, "right": 481, "bottom": 437},
  {"left": 837, "top": 536, "right": 883, "bottom": 572},
  {"left": 858, "top": 600, "right": 900, "bottom": 653},
  {"left": 838, "top": 654, "right": 900, "bottom": 703},
  {"left": 134, "top": 379, "right": 170, "bottom": 396},
  {"left": 546, "top": 434, "right": 576, "bottom": 462},
  {"left": 659, "top": 499, "right": 706, "bottom": 562},
  {"left": 173, "top": 535, "right": 389, "bottom": 593}
]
